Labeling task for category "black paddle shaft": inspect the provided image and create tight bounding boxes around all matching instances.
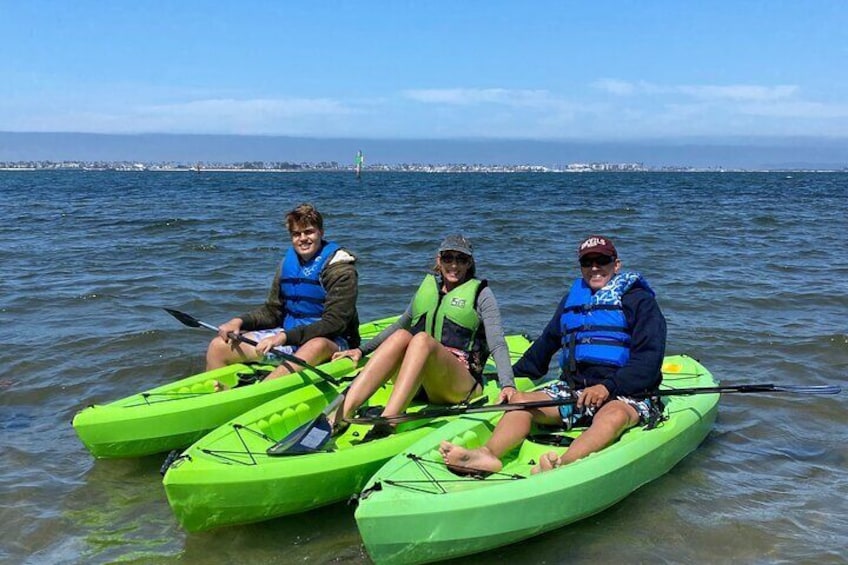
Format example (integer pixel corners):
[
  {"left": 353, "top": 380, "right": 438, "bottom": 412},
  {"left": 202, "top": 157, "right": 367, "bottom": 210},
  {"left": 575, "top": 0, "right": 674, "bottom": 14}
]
[
  {"left": 163, "top": 308, "right": 339, "bottom": 385},
  {"left": 345, "top": 382, "right": 841, "bottom": 425}
]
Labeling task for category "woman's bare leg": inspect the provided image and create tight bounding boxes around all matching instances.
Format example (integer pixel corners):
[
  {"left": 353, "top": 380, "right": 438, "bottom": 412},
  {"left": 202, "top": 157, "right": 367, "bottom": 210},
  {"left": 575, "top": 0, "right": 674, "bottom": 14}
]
[
  {"left": 333, "top": 330, "right": 413, "bottom": 424},
  {"left": 382, "top": 332, "right": 480, "bottom": 417}
]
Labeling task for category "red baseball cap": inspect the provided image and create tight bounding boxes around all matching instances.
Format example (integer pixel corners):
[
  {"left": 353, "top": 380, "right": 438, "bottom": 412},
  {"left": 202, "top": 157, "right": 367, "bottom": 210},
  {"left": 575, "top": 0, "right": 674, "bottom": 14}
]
[{"left": 577, "top": 235, "right": 617, "bottom": 258}]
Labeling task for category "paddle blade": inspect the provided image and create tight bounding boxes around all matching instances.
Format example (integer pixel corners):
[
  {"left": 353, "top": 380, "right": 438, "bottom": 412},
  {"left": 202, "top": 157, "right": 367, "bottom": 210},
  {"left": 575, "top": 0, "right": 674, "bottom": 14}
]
[
  {"left": 164, "top": 308, "right": 201, "bottom": 328},
  {"left": 773, "top": 384, "right": 841, "bottom": 395},
  {"left": 164, "top": 308, "right": 224, "bottom": 333},
  {"left": 267, "top": 414, "right": 333, "bottom": 456}
]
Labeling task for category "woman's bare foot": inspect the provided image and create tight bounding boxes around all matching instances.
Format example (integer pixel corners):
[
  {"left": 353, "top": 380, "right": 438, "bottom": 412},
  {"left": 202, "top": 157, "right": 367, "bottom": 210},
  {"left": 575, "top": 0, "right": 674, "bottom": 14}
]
[
  {"left": 439, "top": 441, "right": 503, "bottom": 474},
  {"left": 531, "top": 451, "right": 561, "bottom": 474},
  {"left": 327, "top": 413, "right": 350, "bottom": 437}
]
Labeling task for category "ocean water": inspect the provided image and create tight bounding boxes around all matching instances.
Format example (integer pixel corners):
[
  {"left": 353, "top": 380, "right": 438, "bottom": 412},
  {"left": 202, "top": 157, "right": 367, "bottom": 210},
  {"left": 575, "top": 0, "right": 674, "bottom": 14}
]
[{"left": 1, "top": 170, "right": 846, "bottom": 564}]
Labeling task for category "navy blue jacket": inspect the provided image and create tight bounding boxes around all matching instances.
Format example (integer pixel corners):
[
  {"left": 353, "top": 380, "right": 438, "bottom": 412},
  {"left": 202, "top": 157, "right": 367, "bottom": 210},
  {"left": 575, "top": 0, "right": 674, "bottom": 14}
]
[{"left": 513, "top": 286, "right": 667, "bottom": 397}]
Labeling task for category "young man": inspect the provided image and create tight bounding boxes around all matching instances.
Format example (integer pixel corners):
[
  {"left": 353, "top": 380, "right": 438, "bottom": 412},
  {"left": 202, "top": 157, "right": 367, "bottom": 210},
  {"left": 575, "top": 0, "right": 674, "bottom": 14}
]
[
  {"left": 206, "top": 203, "right": 359, "bottom": 382},
  {"left": 440, "top": 234, "right": 666, "bottom": 474}
]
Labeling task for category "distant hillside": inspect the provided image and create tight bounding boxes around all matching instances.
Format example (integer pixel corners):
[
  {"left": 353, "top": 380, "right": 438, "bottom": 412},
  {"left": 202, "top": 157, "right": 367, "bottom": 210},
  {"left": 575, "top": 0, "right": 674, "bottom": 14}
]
[{"left": 1, "top": 131, "right": 846, "bottom": 170}]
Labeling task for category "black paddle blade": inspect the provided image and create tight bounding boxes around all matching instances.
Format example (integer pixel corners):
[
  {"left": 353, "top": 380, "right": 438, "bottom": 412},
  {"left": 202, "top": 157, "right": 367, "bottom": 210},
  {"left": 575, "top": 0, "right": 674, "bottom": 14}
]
[
  {"left": 267, "top": 413, "right": 333, "bottom": 456},
  {"left": 164, "top": 308, "right": 201, "bottom": 328}
]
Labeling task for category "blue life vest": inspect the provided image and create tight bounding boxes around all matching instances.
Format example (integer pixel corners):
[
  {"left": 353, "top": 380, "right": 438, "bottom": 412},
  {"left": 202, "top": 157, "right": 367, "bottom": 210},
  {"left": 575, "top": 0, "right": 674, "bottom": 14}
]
[
  {"left": 280, "top": 241, "right": 340, "bottom": 331},
  {"left": 559, "top": 272, "right": 652, "bottom": 373}
]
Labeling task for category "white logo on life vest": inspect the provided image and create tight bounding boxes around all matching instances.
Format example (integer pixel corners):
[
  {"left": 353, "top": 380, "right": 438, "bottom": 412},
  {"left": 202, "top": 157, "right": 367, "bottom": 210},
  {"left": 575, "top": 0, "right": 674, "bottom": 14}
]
[
  {"left": 580, "top": 237, "right": 606, "bottom": 250},
  {"left": 450, "top": 297, "right": 466, "bottom": 308},
  {"left": 301, "top": 249, "right": 327, "bottom": 277}
]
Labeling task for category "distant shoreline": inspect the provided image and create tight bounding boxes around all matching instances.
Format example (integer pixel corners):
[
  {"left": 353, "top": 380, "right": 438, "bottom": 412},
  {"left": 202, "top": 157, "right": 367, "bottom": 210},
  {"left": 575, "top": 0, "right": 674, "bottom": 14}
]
[
  {"left": 0, "top": 167, "right": 300, "bottom": 173},
  {"left": 3, "top": 132, "right": 846, "bottom": 171},
  {"left": 1, "top": 166, "right": 845, "bottom": 173}
]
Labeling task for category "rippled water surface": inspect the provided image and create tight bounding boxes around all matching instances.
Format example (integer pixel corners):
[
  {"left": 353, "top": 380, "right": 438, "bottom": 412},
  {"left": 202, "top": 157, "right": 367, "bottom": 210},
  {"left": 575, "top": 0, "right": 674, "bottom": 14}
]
[{"left": 1, "top": 171, "right": 846, "bottom": 563}]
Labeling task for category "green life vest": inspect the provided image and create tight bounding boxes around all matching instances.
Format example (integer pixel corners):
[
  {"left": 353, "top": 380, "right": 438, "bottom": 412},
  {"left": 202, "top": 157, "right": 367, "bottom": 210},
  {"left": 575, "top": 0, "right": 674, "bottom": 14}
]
[{"left": 410, "top": 274, "right": 484, "bottom": 351}]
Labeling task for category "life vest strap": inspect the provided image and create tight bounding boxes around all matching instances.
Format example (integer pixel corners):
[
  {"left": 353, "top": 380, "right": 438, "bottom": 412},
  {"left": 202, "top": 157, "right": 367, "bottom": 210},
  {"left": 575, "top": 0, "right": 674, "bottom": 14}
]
[
  {"left": 281, "top": 277, "right": 322, "bottom": 286},
  {"left": 563, "top": 303, "right": 621, "bottom": 314},
  {"left": 563, "top": 324, "right": 631, "bottom": 335},
  {"left": 285, "top": 295, "right": 325, "bottom": 305},
  {"left": 578, "top": 336, "right": 630, "bottom": 346}
]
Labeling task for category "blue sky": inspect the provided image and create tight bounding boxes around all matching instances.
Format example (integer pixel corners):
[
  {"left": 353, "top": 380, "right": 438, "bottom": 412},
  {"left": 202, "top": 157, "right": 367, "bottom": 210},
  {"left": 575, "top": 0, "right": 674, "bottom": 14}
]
[{"left": 2, "top": 1, "right": 847, "bottom": 140}]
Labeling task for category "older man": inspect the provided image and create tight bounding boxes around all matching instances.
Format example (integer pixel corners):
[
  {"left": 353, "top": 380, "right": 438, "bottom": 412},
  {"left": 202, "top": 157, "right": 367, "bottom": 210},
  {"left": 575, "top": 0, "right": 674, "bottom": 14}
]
[{"left": 440, "top": 234, "right": 666, "bottom": 473}]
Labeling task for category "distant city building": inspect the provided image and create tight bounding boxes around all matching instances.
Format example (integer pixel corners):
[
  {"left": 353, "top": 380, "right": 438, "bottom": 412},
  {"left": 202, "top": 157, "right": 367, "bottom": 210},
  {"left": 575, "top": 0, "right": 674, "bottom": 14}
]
[{"left": 1, "top": 160, "right": 844, "bottom": 173}]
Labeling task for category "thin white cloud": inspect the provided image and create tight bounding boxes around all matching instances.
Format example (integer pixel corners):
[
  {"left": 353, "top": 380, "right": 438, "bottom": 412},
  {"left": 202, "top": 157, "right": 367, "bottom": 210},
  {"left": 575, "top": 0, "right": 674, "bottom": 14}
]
[
  {"left": 0, "top": 96, "right": 362, "bottom": 135},
  {"left": 2, "top": 82, "right": 846, "bottom": 138},
  {"left": 140, "top": 97, "right": 355, "bottom": 118},
  {"left": 593, "top": 79, "right": 799, "bottom": 102},
  {"left": 739, "top": 100, "right": 848, "bottom": 118},
  {"left": 128, "top": 97, "right": 358, "bottom": 134},
  {"left": 402, "top": 88, "right": 555, "bottom": 108},
  {"left": 591, "top": 79, "right": 637, "bottom": 96},
  {"left": 678, "top": 84, "right": 798, "bottom": 101}
]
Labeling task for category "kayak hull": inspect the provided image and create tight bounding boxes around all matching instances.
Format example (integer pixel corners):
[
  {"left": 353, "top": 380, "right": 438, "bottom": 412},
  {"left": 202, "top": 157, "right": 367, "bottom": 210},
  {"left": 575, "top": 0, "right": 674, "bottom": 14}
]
[
  {"left": 72, "top": 317, "right": 396, "bottom": 458},
  {"left": 162, "top": 335, "right": 533, "bottom": 532},
  {"left": 355, "top": 354, "right": 719, "bottom": 564}
]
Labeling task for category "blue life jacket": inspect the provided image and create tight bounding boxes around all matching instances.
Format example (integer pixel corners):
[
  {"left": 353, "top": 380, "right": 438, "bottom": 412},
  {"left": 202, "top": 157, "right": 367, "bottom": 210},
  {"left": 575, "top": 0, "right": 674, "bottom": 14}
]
[
  {"left": 559, "top": 272, "right": 652, "bottom": 374},
  {"left": 280, "top": 241, "right": 340, "bottom": 331}
]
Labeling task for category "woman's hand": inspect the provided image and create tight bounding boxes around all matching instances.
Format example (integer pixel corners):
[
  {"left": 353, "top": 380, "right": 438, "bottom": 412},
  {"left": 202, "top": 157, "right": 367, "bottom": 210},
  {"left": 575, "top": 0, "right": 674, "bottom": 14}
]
[
  {"left": 256, "top": 331, "right": 286, "bottom": 356},
  {"left": 332, "top": 348, "right": 363, "bottom": 363},
  {"left": 498, "top": 386, "right": 518, "bottom": 404}
]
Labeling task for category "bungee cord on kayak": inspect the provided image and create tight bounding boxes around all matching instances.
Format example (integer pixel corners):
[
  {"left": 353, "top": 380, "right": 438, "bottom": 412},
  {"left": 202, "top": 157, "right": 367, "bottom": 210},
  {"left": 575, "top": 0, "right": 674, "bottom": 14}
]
[
  {"left": 127, "top": 368, "right": 276, "bottom": 407},
  {"left": 357, "top": 453, "right": 527, "bottom": 499}
]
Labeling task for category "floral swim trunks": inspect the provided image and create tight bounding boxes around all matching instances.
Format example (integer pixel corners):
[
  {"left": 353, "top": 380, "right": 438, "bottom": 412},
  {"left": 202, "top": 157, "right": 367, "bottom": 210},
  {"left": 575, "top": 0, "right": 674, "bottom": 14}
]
[
  {"left": 247, "top": 329, "right": 349, "bottom": 362},
  {"left": 542, "top": 381, "right": 661, "bottom": 430}
]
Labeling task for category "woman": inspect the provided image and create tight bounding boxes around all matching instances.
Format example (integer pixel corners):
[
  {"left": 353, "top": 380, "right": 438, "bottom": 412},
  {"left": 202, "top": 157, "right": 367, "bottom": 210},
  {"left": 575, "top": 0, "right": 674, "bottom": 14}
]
[{"left": 331, "top": 234, "right": 517, "bottom": 438}]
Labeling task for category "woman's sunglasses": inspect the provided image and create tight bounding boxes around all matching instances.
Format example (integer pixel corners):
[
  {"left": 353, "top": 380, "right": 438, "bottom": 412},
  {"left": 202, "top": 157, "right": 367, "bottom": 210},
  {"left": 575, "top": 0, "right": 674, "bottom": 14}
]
[{"left": 440, "top": 252, "right": 471, "bottom": 265}]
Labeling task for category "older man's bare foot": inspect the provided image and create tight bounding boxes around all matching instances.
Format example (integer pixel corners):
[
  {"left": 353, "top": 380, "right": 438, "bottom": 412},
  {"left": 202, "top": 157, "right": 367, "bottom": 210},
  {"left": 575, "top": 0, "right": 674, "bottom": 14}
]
[
  {"left": 439, "top": 441, "right": 503, "bottom": 474},
  {"left": 531, "top": 451, "right": 562, "bottom": 474}
]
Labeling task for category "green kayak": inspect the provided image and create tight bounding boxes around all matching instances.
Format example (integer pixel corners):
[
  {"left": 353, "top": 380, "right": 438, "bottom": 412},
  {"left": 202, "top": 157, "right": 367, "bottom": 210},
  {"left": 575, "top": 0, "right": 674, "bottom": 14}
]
[
  {"left": 161, "top": 334, "right": 533, "bottom": 532},
  {"left": 72, "top": 316, "right": 397, "bottom": 458},
  {"left": 355, "top": 354, "right": 719, "bottom": 564}
]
